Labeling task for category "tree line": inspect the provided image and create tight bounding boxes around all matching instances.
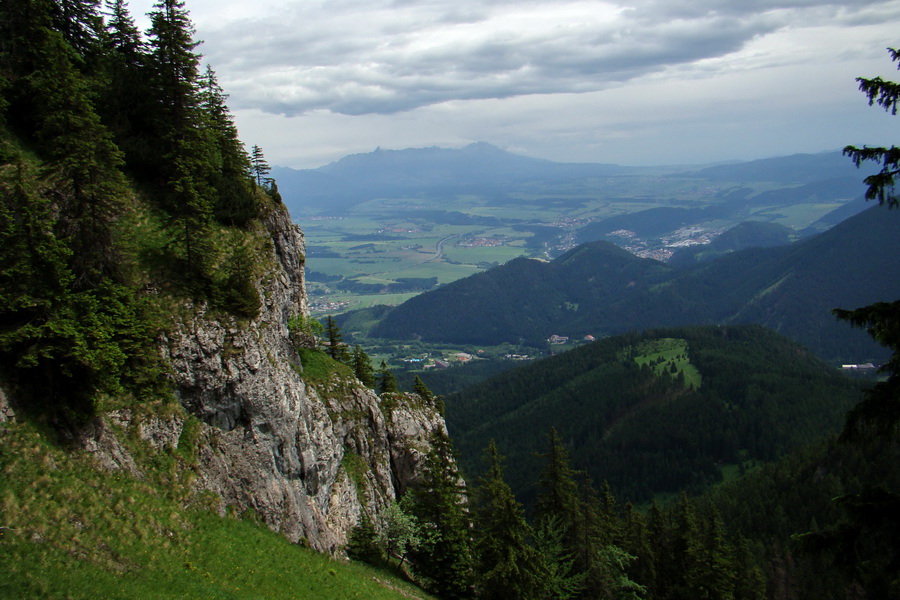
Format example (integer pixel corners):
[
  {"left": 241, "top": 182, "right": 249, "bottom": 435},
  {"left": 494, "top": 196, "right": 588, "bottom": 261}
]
[
  {"left": 347, "top": 426, "right": 766, "bottom": 600},
  {"left": 0, "top": 0, "right": 279, "bottom": 421}
]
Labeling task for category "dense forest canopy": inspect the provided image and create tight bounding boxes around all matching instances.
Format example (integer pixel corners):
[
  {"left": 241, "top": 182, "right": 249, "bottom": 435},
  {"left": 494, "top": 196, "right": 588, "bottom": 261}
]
[{"left": 0, "top": 0, "right": 283, "bottom": 422}]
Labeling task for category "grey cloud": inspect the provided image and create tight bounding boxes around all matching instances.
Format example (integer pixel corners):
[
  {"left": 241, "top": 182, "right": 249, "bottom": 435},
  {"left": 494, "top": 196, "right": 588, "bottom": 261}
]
[{"left": 201, "top": 0, "right": 897, "bottom": 117}]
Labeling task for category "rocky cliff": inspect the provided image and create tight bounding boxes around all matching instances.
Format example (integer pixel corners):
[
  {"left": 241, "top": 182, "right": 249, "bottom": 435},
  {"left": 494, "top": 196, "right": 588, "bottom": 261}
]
[{"left": 73, "top": 206, "right": 447, "bottom": 554}]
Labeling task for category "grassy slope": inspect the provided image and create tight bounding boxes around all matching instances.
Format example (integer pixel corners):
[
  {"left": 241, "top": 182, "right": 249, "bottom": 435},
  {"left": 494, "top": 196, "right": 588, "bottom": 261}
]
[{"left": 0, "top": 415, "right": 432, "bottom": 600}]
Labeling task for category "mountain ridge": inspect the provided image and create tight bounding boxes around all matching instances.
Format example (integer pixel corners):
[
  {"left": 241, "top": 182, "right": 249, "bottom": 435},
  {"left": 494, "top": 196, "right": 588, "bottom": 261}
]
[
  {"left": 444, "top": 324, "right": 863, "bottom": 503},
  {"left": 367, "top": 204, "right": 900, "bottom": 361}
]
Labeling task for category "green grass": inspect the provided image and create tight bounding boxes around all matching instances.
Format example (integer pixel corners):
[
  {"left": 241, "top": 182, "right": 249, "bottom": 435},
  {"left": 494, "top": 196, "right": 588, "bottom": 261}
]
[
  {"left": 0, "top": 418, "right": 433, "bottom": 600},
  {"left": 631, "top": 338, "right": 702, "bottom": 389},
  {"left": 296, "top": 347, "right": 355, "bottom": 384}
]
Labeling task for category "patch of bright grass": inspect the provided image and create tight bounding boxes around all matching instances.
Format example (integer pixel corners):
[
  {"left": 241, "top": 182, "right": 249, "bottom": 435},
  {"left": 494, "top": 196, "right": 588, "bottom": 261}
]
[
  {"left": 630, "top": 337, "right": 702, "bottom": 389},
  {"left": 295, "top": 347, "right": 355, "bottom": 385},
  {"left": 0, "top": 419, "right": 432, "bottom": 600}
]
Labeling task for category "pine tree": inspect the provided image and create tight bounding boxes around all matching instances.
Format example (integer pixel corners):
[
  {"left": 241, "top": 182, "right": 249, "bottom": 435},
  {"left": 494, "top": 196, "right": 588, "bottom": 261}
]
[
  {"left": 147, "top": 0, "right": 217, "bottom": 289},
  {"left": 34, "top": 31, "right": 129, "bottom": 289},
  {"left": 797, "top": 48, "right": 900, "bottom": 600},
  {"left": 534, "top": 428, "right": 582, "bottom": 553},
  {"left": 98, "top": 0, "right": 155, "bottom": 173},
  {"left": 534, "top": 515, "right": 585, "bottom": 600},
  {"left": 696, "top": 507, "right": 736, "bottom": 600},
  {"left": 213, "top": 242, "right": 260, "bottom": 319},
  {"left": 147, "top": 0, "right": 201, "bottom": 125},
  {"left": 843, "top": 47, "right": 900, "bottom": 209},
  {"left": 0, "top": 160, "right": 162, "bottom": 419},
  {"left": 250, "top": 144, "right": 271, "bottom": 187},
  {"left": 198, "top": 65, "right": 257, "bottom": 226},
  {"left": 472, "top": 441, "right": 547, "bottom": 600},
  {"left": 837, "top": 46, "right": 900, "bottom": 440},
  {"left": 50, "top": 0, "right": 105, "bottom": 59},
  {"left": 103, "top": 0, "right": 144, "bottom": 59},
  {"left": 324, "top": 316, "right": 349, "bottom": 363},
  {"left": 669, "top": 494, "right": 707, "bottom": 600},
  {"left": 646, "top": 500, "right": 672, "bottom": 600},
  {"left": 1, "top": 0, "right": 129, "bottom": 291},
  {"left": 352, "top": 345, "right": 375, "bottom": 387},
  {"left": 407, "top": 429, "right": 473, "bottom": 599},
  {"left": 621, "top": 503, "right": 656, "bottom": 596},
  {"left": 345, "top": 512, "right": 384, "bottom": 566},
  {"left": 413, "top": 375, "right": 434, "bottom": 402},
  {"left": 732, "top": 537, "right": 766, "bottom": 600},
  {"left": 377, "top": 360, "right": 399, "bottom": 395}
]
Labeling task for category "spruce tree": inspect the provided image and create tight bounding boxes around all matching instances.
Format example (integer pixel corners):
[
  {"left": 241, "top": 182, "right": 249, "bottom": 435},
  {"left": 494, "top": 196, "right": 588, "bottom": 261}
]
[
  {"left": 407, "top": 429, "right": 473, "bottom": 599},
  {"left": 621, "top": 503, "right": 656, "bottom": 596},
  {"left": 669, "top": 493, "right": 706, "bottom": 600},
  {"left": 843, "top": 46, "right": 900, "bottom": 209},
  {"left": 33, "top": 29, "right": 129, "bottom": 288},
  {"left": 198, "top": 65, "right": 257, "bottom": 226},
  {"left": 250, "top": 144, "right": 271, "bottom": 187},
  {"left": 472, "top": 441, "right": 547, "bottom": 600},
  {"left": 352, "top": 345, "right": 375, "bottom": 387},
  {"left": 413, "top": 375, "right": 434, "bottom": 403},
  {"left": 324, "top": 315, "right": 349, "bottom": 363},
  {"left": 51, "top": 0, "right": 105, "bottom": 60},
  {"left": 377, "top": 360, "right": 399, "bottom": 395},
  {"left": 98, "top": 0, "right": 155, "bottom": 174},
  {"left": 646, "top": 500, "right": 671, "bottom": 599},
  {"left": 345, "top": 512, "right": 384, "bottom": 566},
  {"left": 534, "top": 428, "right": 582, "bottom": 553},
  {"left": 147, "top": 0, "right": 217, "bottom": 290},
  {"left": 533, "top": 515, "right": 585, "bottom": 600},
  {"left": 796, "top": 47, "right": 900, "bottom": 600}
]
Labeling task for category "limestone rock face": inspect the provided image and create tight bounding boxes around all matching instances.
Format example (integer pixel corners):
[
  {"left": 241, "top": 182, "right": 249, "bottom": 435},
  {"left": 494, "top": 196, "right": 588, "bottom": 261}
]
[{"left": 144, "top": 208, "right": 446, "bottom": 553}]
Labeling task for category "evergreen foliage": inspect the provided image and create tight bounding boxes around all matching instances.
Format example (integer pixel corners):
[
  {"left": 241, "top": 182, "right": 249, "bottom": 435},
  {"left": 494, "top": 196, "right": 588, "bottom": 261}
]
[
  {"left": 351, "top": 344, "right": 376, "bottom": 387},
  {"left": 377, "top": 360, "right": 399, "bottom": 395},
  {"left": 783, "top": 48, "right": 900, "bottom": 599},
  {"left": 251, "top": 144, "right": 271, "bottom": 187},
  {"left": 346, "top": 512, "right": 385, "bottom": 566},
  {"left": 843, "top": 47, "right": 900, "bottom": 207},
  {"left": 406, "top": 429, "right": 474, "bottom": 599},
  {"left": 446, "top": 325, "right": 862, "bottom": 504},
  {"left": 472, "top": 441, "right": 547, "bottom": 600},
  {"left": 0, "top": 0, "right": 275, "bottom": 419},
  {"left": 324, "top": 315, "right": 350, "bottom": 363}
]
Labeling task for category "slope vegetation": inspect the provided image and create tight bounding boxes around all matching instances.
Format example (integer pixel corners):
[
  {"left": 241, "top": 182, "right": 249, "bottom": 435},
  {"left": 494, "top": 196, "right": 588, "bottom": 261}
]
[
  {"left": 0, "top": 415, "right": 432, "bottom": 600},
  {"left": 445, "top": 325, "right": 863, "bottom": 503}
]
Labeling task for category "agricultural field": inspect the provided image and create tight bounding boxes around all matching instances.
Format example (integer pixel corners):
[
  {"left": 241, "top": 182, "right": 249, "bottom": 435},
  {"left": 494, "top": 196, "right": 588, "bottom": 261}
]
[{"left": 285, "top": 149, "right": 869, "bottom": 317}]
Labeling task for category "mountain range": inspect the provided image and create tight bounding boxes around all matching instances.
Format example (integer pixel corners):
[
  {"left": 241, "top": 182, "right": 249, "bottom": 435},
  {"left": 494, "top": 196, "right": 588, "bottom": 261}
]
[
  {"left": 274, "top": 143, "right": 876, "bottom": 219},
  {"left": 365, "top": 203, "right": 900, "bottom": 362},
  {"left": 273, "top": 142, "right": 638, "bottom": 216}
]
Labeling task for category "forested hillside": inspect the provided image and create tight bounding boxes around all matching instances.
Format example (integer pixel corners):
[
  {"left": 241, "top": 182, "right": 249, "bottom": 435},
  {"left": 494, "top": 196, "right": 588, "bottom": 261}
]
[
  {"left": 0, "top": 0, "right": 282, "bottom": 422},
  {"left": 0, "top": 2, "right": 432, "bottom": 599},
  {"left": 445, "top": 325, "right": 863, "bottom": 503},
  {"left": 370, "top": 204, "right": 900, "bottom": 361}
]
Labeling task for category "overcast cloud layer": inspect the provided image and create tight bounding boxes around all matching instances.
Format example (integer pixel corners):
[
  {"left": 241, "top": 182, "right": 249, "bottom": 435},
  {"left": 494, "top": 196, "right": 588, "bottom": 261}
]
[{"left": 130, "top": 0, "right": 900, "bottom": 168}]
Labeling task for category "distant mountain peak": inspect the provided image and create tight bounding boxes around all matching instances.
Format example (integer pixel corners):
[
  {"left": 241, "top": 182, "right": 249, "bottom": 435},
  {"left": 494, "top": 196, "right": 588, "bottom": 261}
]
[{"left": 461, "top": 141, "right": 505, "bottom": 153}]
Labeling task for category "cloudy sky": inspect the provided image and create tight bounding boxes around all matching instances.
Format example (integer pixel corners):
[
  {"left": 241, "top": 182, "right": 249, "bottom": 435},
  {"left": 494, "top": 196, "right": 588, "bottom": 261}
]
[{"left": 128, "top": 0, "right": 900, "bottom": 169}]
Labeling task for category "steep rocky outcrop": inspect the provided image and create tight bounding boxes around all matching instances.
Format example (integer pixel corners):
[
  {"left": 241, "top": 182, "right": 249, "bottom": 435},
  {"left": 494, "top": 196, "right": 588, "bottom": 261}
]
[{"left": 77, "top": 207, "right": 447, "bottom": 554}]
